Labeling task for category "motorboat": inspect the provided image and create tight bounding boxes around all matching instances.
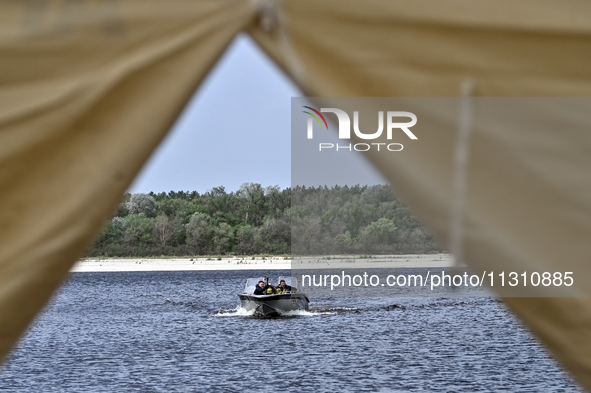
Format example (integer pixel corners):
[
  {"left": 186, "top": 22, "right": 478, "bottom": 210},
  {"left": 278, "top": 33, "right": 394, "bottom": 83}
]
[{"left": 237, "top": 276, "right": 309, "bottom": 317}]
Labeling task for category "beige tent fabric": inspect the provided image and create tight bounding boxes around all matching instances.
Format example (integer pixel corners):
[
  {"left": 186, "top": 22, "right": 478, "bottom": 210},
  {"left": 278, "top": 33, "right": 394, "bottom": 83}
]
[
  {"left": 248, "top": 0, "right": 591, "bottom": 389},
  {"left": 1, "top": 0, "right": 591, "bottom": 390},
  {"left": 504, "top": 297, "right": 591, "bottom": 388},
  {"left": 250, "top": 0, "right": 591, "bottom": 97},
  {"left": 0, "top": 0, "right": 255, "bottom": 359}
]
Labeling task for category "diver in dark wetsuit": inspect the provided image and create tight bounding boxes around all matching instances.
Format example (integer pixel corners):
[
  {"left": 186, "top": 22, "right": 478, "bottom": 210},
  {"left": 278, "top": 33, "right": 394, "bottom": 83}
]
[
  {"left": 253, "top": 281, "right": 266, "bottom": 295},
  {"left": 253, "top": 277, "right": 277, "bottom": 295},
  {"left": 276, "top": 279, "right": 292, "bottom": 294},
  {"left": 263, "top": 280, "right": 277, "bottom": 295}
]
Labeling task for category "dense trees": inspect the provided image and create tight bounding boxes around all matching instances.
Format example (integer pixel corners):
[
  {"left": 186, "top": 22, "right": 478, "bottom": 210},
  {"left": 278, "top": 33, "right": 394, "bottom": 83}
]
[
  {"left": 86, "top": 183, "right": 442, "bottom": 257},
  {"left": 290, "top": 185, "right": 442, "bottom": 255}
]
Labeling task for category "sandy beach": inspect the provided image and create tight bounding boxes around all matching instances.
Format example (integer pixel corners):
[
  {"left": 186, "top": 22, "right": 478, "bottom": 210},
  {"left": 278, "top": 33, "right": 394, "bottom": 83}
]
[{"left": 70, "top": 254, "right": 455, "bottom": 272}]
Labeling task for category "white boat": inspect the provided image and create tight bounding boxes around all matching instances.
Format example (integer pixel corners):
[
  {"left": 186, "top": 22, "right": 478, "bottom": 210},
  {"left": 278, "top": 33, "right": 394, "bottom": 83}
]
[{"left": 237, "top": 276, "right": 309, "bottom": 317}]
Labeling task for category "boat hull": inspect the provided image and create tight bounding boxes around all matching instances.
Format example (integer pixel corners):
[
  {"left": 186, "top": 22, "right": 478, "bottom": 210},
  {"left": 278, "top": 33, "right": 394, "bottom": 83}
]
[{"left": 238, "top": 293, "right": 309, "bottom": 316}]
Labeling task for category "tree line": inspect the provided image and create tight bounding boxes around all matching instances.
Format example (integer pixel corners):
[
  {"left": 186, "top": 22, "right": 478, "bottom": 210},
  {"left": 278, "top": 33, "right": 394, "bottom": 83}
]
[{"left": 87, "top": 183, "right": 443, "bottom": 257}]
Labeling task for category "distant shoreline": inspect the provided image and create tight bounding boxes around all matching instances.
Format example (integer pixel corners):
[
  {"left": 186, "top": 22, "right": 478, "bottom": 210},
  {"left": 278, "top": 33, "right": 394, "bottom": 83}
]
[{"left": 71, "top": 254, "right": 455, "bottom": 272}]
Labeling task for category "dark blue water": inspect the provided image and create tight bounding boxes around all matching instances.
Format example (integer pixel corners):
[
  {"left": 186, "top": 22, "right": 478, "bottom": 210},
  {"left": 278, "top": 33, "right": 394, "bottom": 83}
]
[{"left": 0, "top": 270, "right": 582, "bottom": 392}]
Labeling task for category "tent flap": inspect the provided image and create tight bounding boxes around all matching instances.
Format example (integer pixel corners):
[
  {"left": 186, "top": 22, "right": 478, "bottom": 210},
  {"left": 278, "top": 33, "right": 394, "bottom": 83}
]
[
  {"left": 0, "top": 0, "right": 255, "bottom": 359},
  {"left": 2, "top": 0, "right": 591, "bottom": 390},
  {"left": 248, "top": 1, "right": 591, "bottom": 389}
]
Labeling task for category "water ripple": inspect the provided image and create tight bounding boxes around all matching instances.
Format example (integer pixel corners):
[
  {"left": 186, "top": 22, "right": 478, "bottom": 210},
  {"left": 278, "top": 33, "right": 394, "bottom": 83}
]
[{"left": 0, "top": 270, "right": 583, "bottom": 392}]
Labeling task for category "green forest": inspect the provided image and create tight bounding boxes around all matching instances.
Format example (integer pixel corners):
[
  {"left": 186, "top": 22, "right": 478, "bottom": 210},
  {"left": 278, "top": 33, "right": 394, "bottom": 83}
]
[{"left": 87, "top": 183, "right": 443, "bottom": 257}]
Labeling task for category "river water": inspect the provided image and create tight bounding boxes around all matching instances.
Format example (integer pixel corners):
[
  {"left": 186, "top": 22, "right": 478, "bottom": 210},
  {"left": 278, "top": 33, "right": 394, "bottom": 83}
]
[{"left": 0, "top": 270, "right": 583, "bottom": 392}]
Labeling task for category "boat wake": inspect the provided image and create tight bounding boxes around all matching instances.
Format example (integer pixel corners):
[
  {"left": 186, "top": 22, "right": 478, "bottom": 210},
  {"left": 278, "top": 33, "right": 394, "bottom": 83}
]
[
  {"left": 307, "top": 306, "right": 364, "bottom": 315},
  {"left": 213, "top": 304, "right": 402, "bottom": 318},
  {"left": 212, "top": 306, "right": 337, "bottom": 318},
  {"left": 213, "top": 306, "right": 257, "bottom": 317},
  {"left": 280, "top": 309, "right": 336, "bottom": 317}
]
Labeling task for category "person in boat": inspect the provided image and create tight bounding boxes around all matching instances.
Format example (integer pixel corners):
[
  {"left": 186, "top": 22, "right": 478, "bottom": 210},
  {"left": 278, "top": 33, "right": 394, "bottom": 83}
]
[
  {"left": 276, "top": 279, "right": 292, "bottom": 294},
  {"left": 253, "top": 281, "right": 266, "bottom": 295},
  {"left": 263, "top": 279, "right": 277, "bottom": 295}
]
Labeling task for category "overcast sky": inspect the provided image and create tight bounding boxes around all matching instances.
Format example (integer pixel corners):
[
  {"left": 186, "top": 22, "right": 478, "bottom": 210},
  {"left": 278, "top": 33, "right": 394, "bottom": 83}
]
[{"left": 128, "top": 34, "right": 385, "bottom": 195}]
